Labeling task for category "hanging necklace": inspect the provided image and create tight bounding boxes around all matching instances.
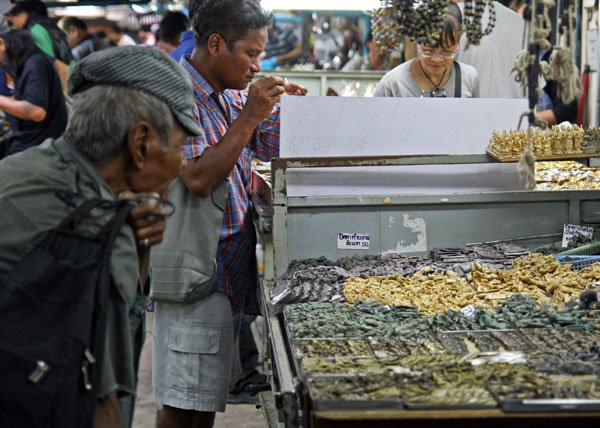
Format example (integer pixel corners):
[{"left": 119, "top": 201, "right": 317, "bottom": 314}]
[
  {"left": 463, "top": 0, "right": 497, "bottom": 47},
  {"left": 418, "top": 60, "right": 448, "bottom": 90}
]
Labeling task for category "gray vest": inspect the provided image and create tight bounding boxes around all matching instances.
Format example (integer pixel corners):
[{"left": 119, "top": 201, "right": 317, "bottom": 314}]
[{"left": 150, "top": 178, "right": 228, "bottom": 303}]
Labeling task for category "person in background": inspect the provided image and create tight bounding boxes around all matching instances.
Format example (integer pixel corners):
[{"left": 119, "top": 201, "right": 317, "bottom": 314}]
[
  {"left": 152, "top": 1, "right": 306, "bottom": 427},
  {"left": 0, "top": 9, "right": 13, "bottom": 158},
  {"left": 453, "top": 0, "right": 524, "bottom": 98},
  {"left": 340, "top": 21, "right": 362, "bottom": 66},
  {"left": 374, "top": 4, "right": 479, "bottom": 98},
  {"left": 59, "top": 17, "right": 106, "bottom": 61},
  {"left": 94, "top": 29, "right": 112, "bottom": 47},
  {"left": 505, "top": 1, "right": 577, "bottom": 124},
  {"left": 156, "top": 11, "right": 188, "bottom": 55},
  {"left": 535, "top": 49, "right": 578, "bottom": 125},
  {"left": 262, "top": 21, "right": 303, "bottom": 69},
  {"left": 170, "top": 0, "right": 207, "bottom": 62},
  {"left": 313, "top": 21, "right": 344, "bottom": 70},
  {"left": 508, "top": 0, "right": 527, "bottom": 16},
  {"left": 138, "top": 24, "right": 156, "bottom": 46},
  {"left": 342, "top": 31, "right": 390, "bottom": 72},
  {"left": 3, "top": 0, "right": 72, "bottom": 92},
  {"left": 109, "top": 24, "right": 136, "bottom": 47},
  {"left": 0, "top": 45, "right": 201, "bottom": 427},
  {"left": 0, "top": 30, "right": 67, "bottom": 155}
]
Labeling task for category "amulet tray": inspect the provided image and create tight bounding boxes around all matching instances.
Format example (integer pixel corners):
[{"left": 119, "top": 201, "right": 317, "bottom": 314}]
[{"left": 486, "top": 149, "right": 600, "bottom": 162}]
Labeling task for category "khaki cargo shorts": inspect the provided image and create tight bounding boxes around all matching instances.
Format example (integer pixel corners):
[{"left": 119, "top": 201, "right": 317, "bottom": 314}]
[{"left": 152, "top": 291, "right": 241, "bottom": 413}]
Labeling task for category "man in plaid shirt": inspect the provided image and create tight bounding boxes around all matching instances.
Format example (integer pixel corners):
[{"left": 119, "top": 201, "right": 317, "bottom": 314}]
[{"left": 153, "top": 1, "right": 306, "bottom": 427}]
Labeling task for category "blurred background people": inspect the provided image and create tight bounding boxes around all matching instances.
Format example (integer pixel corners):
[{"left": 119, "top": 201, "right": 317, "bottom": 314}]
[
  {"left": 109, "top": 24, "right": 136, "bottom": 46},
  {"left": 340, "top": 21, "right": 362, "bottom": 66},
  {"left": 3, "top": 0, "right": 72, "bottom": 91},
  {"left": 375, "top": 4, "right": 479, "bottom": 98},
  {"left": 535, "top": 48, "right": 578, "bottom": 125},
  {"left": 263, "top": 21, "right": 303, "bottom": 69},
  {"left": 156, "top": 11, "right": 188, "bottom": 55},
  {"left": 454, "top": 0, "right": 524, "bottom": 98},
  {"left": 313, "top": 21, "right": 344, "bottom": 70},
  {"left": 342, "top": 31, "right": 390, "bottom": 72},
  {"left": 59, "top": 16, "right": 106, "bottom": 61},
  {"left": 170, "top": 0, "right": 206, "bottom": 62},
  {"left": 138, "top": 24, "right": 157, "bottom": 46},
  {"left": 94, "top": 29, "right": 111, "bottom": 47},
  {"left": 0, "top": 30, "right": 67, "bottom": 155}
]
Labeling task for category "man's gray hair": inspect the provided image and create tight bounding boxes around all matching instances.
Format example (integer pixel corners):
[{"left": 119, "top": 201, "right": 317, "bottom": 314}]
[{"left": 64, "top": 85, "right": 174, "bottom": 164}]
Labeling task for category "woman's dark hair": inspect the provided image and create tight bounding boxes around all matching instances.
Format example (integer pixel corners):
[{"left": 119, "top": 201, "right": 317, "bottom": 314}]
[
  {"left": 110, "top": 24, "right": 123, "bottom": 34},
  {"left": 0, "top": 30, "right": 36, "bottom": 77},
  {"left": 419, "top": 4, "right": 463, "bottom": 49},
  {"left": 192, "top": 0, "right": 272, "bottom": 49},
  {"left": 5, "top": 0, "right": 48, "bottom": 18},
  {"left": 62, "top": 16, "right": 87, "bottom": 32}
]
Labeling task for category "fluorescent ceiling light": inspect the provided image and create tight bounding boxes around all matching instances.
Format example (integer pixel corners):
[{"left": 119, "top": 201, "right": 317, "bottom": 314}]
[
  {"left": 261, "top": 0, "right": 380, "bottom": 11},
  {"left": 52, "top": 5, "right": 105, "bottom": 17},
  {"left": 131, "top": 4, "right": 148, "bottom": 13}
]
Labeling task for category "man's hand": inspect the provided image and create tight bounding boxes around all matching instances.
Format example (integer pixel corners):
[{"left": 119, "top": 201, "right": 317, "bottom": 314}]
[
  {"left": 284, "top": 81, "right": 308, "bottom": 96},
  {"left": 119, "top": 191, "right": 168, "bottom": 284},
  {"left": 121, "top": 193, "right": 167, "bottom": 249},
  {"left": 242, "top": 76, "right": 285, "bottom": 124}
]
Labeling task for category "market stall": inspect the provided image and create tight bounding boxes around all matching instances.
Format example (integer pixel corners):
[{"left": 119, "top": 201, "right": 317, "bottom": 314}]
[{"left": 254, "top": 96, "right": 600, "bottom": 427}]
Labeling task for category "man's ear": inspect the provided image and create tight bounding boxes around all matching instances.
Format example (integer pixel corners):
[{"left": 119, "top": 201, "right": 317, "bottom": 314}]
[
  {"left": 207, "top": 33, "right": 225, "bottom": 56},
  {"left": 127, "top": 122, "right": 151, "bottom": 170}
]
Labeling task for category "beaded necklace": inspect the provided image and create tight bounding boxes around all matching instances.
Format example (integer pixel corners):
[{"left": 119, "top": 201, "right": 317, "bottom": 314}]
[
  {"left": 418, "top": 60, "right": 448, "bottom": 91},
  {"left": 463, "top": 0, "right": 497, "bottom": 48},
  {"left": 372, "top": 0, "right": 498, "bottom": 52}
]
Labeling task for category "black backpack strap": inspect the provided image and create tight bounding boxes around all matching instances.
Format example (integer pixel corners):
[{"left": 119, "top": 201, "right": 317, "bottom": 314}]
[
  {"left": 86, "top": 201, "right": 133, "bottom": 425},
  {"left": 453, "top": 61, "right": 461, "bottom": 98}
]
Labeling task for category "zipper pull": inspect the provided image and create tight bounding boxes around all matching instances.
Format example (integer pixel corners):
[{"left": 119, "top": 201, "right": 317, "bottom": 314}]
[
  {"left": 28, "top": 360, "right": 49, "bottom": 384},
  {"left": 81, "top": 361, "right": 92, "bottom": 391},
  {"left": 84, "top": 348, "right": 96, "bottom": 364}
]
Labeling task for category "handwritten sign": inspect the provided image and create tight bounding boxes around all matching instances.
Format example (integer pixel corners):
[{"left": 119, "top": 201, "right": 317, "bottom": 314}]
[
  {"left": 562, "top": 224, "right": 594, "bottom": 248},
  {"left": 337, "top": 233, "right": 370, "bottom": 250}
]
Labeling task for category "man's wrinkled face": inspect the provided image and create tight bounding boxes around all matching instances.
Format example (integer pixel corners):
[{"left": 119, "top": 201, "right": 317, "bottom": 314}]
[
  {"left": 129, "top": 121, "right": 187, "bottom": 193},
  {"left": 215, "top": 28, "right": 267, "bottom": 90}
]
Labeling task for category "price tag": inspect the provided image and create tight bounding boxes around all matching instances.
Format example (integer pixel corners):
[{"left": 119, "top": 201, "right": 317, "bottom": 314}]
[
  {"left": 337, "top": 233, "right": 370, "bottom": 250},
  {"left": 561, "top": 224, "right": 593, "bottom": 248},
  {"left": 460, "top": 305, "right": 476, "bottom": 319}
]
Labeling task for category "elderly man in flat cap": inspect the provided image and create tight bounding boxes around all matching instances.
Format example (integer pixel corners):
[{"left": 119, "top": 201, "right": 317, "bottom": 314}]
[{"left": 0, "top": 46, "right": 201, "bottom": 427}]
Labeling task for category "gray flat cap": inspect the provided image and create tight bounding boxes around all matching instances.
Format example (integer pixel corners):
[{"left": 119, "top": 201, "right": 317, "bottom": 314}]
[{"left": 68, "top": 46, "right": 201, "bottom": 136}]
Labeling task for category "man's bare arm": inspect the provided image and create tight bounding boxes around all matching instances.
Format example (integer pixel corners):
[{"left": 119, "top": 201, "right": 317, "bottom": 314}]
[
  {"left": 181, "top": 76, "right": 284, "bottom": 197},
  {"left": 0, "top": 96, "right": 46, "bottom": 122}
]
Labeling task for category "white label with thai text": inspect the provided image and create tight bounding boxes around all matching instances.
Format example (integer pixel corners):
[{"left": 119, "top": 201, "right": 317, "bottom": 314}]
[
  {"left": 562, "top": 224, "right": 594, "bottom": 248},
  {"left": 337, "top": 233, "right": 370, "bottom": 250}
]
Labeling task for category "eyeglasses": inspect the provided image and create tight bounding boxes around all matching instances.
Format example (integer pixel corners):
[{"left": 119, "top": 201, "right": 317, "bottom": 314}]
[
  {"left": 126, "top": 193, "right": 176, "bottom": 218},
  {"left": 420, "top": 88, "right": 448, "bottom": 98},
  {"left": 417, "top": 44, "right": 458, "bottom": 59}
]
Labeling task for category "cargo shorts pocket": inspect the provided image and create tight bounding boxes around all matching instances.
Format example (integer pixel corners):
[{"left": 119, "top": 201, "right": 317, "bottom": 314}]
[{"left": 167, "top": 325, "right": 221, "bottom": 392}]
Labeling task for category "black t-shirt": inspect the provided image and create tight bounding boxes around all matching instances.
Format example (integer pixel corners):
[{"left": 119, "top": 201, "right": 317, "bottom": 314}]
[{"left": 8, "top": 51, "right": 68, "bottom": 155}]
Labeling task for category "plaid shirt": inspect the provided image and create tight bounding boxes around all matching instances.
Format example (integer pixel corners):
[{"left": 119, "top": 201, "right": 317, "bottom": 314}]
[{"left": 181, "top": 56, "right": 280, "bottom": 314}]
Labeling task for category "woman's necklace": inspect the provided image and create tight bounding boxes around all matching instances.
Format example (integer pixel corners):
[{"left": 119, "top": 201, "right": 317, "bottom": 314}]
[{"left": 418, "top": 60, "right": 448, "bottom": 90}]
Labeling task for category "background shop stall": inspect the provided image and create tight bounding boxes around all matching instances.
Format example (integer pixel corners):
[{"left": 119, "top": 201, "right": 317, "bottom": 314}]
[{"left": 253, "top": 96, "right": 600, "bottom": 427}]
